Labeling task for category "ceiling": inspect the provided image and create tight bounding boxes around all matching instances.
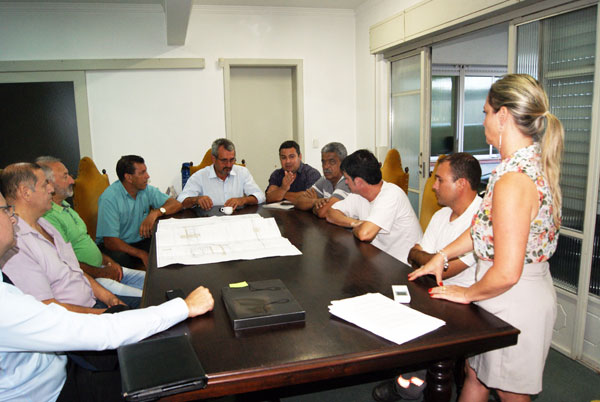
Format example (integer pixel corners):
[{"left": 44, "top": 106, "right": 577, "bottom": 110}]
[
  {"left": 0, "top": 0, "right": 368, "bottom": 9},
  {"left": 1, "top": 0, "right": 368, "bottom": 45}
]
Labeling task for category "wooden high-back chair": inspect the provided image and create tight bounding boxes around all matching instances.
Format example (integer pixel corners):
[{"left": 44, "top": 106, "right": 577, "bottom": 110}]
[
  {"left": 73, "top": 157, "right": 109, "bottom": 241},
  {"left": 380, "top": 149, "right": 409, "bottom": 194},
  {"left": 419, "top": 155, "right": 445, "bottom": 231}
]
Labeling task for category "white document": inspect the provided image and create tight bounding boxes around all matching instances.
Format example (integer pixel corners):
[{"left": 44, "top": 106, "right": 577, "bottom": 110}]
[
  {"left": 262, "top": 201, "right": 295, "bottom": 210},
  {"left": 156, "top": 215, "right": 301, "bottom": 267},
  {"left": 328, "top": 293, "right": 445, "bottom": 345}
]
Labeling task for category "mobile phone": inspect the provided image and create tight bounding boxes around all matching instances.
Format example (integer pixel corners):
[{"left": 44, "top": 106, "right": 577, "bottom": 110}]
[
  {"left": 165, "top": 288, "right": 185, "bottom": 301},
  {"left": 392, "top": 285, "right": 411, "bottom": 303}
]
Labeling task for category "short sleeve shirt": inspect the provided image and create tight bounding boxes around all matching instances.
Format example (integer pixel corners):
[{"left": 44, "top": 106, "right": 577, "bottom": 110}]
[
  {"left": 332, "top": 182, "right": 422, "bottom": 264},
  {"left": 43, "top": 201, "right": 103, "bottom": 267},
  {"left": 311, "top": 176, "right": 350, "bottom": 200},
  {"left": 96, "top": 181, "right": 170, "bottom": 244},
  {"left": 267, "top": 163, "right": 321, "bottom": 192},
  {"left": 2, "top": 217, "right": 96, "bottom": 307},
  {"left": 419, "top": 196, "right": 482, "bottom": 287}
]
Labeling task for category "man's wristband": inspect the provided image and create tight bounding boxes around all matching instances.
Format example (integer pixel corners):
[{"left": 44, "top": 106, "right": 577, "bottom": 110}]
[{"left": 437, "top": 249, "right": 449, "bottom": 272}]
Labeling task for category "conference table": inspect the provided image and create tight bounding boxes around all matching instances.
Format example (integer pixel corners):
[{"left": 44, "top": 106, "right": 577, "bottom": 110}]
[{"left": 142, "top": 205, "right": 518, "bottom": 402}]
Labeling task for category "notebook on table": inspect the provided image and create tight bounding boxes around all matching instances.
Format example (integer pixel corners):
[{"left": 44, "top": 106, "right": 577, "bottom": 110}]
[
  {"left": 118, "top": 334, "right": 207, "bottom": 401},
  {"left": 222, "top": 279, "right": 305, "bottom": 330}
]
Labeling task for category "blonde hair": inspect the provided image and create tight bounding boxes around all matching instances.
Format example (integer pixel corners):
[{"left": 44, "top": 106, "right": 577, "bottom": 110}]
[{"left": 487, "top": 74, "right": 564, "bottom": 227}]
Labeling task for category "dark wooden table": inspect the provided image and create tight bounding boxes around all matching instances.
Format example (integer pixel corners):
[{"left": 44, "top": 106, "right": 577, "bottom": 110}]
[{"left": 142, "top": 206, "right": 518, "bottom": 401}]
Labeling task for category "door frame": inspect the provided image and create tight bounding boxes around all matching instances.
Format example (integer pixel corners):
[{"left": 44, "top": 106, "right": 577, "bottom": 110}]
[{"left": 219, "top": 58, "right": 305, "bottom": 153}]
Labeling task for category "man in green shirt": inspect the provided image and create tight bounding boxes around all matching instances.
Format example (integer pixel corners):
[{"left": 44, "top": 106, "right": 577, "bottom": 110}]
[{"left": 37, "top": 157, "right": 144, "bottom": 297}]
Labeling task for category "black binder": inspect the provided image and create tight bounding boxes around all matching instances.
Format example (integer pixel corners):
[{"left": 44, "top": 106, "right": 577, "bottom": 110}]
[
  {"left": 222, "top": 279, "right": 305, "bottom": 330},
  {"left": 118, "top": 334, "right": 207, "bottom": 401}
]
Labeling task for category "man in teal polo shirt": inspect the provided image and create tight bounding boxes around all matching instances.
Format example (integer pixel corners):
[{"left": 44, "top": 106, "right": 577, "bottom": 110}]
[
  {"left": 37, "top": 157, "right": 144, "bottom": 297},
  {"left": 96, "top": 155, "right": 182, "bottom": 269}
]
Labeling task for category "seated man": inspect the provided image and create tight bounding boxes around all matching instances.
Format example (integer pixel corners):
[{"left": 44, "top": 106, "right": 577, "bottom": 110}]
[
  {"left": 294, "top": 142, "right": 350, "bottom": 218},
  {"left": 36, "top": 156, "right": 145, "bottom": 298},
  {"left": 407, "top": 153, "right": 482, "bottom": 285},
  {"left": 371, "top": 153, "right": 482, "bottom": 402},
  {"left": 266, "top": 140, "right": 321, "bottom": 203},
  {"left": 96, "top": 155, "right": 182, "bottom": 269},
  {"left": 177, "top": 138, "right": 265, "bottom": 210},
  {"left": 325, "top": 150, "right": 422, "bottom": 265},
  {"left": 0, "top": 189, "right": 214, "bottom": 401},
  {"left": 0, "top": 163, "right": 138, "bottom": 312}
]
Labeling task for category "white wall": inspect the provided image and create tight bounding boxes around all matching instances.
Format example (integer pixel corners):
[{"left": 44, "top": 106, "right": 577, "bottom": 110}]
[
  {"left": 0, "top": 3, "right": 356, "bottom": 192},
  {"left": 354, "top": 0, "right": 422, "bottom": 153}
]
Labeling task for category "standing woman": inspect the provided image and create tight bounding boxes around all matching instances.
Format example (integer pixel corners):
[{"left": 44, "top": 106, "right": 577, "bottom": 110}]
[{"left": 409, "top": 74, "right": 563, "bottom": 402}]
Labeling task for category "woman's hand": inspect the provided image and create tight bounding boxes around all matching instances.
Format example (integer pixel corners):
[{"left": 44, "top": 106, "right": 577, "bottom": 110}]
[
  {"left": 408, "top": 252, "right": 445, "bottom": 285},
  {"left": 428, "top": 284, "right": 470, "bottom": 304}
]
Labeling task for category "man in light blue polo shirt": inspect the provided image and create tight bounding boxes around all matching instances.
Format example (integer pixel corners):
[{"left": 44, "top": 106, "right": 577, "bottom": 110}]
[
  {"left": 177, "top": 138, "right": 265, "bottom": 210},
  {"left": 96, "top": 155, "right": 182, "bottom": 269}
]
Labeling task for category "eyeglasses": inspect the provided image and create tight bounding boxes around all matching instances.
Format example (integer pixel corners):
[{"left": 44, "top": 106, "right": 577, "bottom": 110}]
[{"left": 0, "top": 205, "right": 15, "bottom": 218}]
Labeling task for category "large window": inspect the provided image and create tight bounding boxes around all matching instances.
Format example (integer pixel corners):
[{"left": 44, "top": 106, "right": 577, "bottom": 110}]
[
  {"left": 431, "top": 66, "right": 505, "bottom": 180},
  {"left": 516, "top": 5, "right": 598, "bottom": 296}
]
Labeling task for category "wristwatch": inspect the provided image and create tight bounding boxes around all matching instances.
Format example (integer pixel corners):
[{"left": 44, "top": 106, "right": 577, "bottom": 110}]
[{"left": 159, "top": 207, "right": 166, "bottom": 215}]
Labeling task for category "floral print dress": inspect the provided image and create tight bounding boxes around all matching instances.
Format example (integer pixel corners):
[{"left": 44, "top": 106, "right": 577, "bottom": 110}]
[
  {"left": 467, "top": 143, "right": 559, "bottom": 394},
  {"left": 471, "top": 143, "right": 559, "bottom": 262}
]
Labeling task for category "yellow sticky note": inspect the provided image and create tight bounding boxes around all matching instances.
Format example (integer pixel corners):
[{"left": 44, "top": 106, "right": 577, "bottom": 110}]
[{"left": 229, "top": 281, "right": 248, "bottom": 288}]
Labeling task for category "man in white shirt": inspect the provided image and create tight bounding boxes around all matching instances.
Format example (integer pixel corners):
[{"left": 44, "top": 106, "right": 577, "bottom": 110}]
[
  {"left": 178, "top": 138, "right": 265, "bottom": 210},
  {"left": 372, "top": 152, "right": 482, "bottom": 402},
  {"left": 407, "top": 152, "right": 482, "bottom": 287},
  {"left": 0, "top": 190, "right": 214, "bottom": 402},
  {"left": 325, "top": 149, "right": 422, "bottom": 265}
]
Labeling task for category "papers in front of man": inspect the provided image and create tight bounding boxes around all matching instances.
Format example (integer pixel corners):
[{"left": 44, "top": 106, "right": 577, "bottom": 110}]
[
  {"left": 328, "top": 293, "right": 445, "bottom": 345},
  {"left": 262, "top": 201, "right": 295, "bottom": 210},
  {"left": 155, "top": 214, "right": 301, "bottom": 267}
]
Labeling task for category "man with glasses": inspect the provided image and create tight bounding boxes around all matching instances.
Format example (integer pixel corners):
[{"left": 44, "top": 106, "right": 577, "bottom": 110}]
[
  {"left": 177, "top": 138, "right": 265, "bottom": 210},
  {"left": 0, "top": 191, "right": 214, "bottom": 402},
  {"left": 0, "top": 163, "right": 138, "bottom": 312}
]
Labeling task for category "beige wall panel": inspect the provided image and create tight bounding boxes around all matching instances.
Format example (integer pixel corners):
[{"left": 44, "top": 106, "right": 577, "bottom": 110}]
[
  {"left": 370, "top": 13, "right": 405, "bottom": 54},
  {"left": 404, "top": 0, "right": 518, "bottom": 40}
]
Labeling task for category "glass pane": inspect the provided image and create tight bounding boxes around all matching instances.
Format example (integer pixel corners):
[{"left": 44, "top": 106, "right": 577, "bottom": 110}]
[
  {"left": 591, "top": 213, "right": 600, "bottom": 297},
  {"left": 431, "top": 76, "right": 456, "bottom": 156},
  {"left": 549, "top": 234, "right": 581, "bottom": 293},
  {"left": 463, "top": 76, "right": 495, "bottom": 155},
  {"left": 391, "top": 54, "right": 421, "bottom": 93},
  {"left": 516, "top": 21, "right": 540, "bottom": 79},
  {"left": 407, "top": 191, "right": 420, "bottom": 218},
  {"left": 392, "top": 92, "right": 420, "bottom": 190},
  {"left": 547, "top": 75, "right": 594, "bottom": 231},
  {"left": 543, "top": 7, "right": 597, "bottom": 75},
  {"left": 391, "top": 54, "right": 421, "bottom": 194}
]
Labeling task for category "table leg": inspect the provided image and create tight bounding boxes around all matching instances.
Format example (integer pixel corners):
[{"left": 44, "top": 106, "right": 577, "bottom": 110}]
[{"left": 424, "top": 359, "right": 454, "bottom": 402}]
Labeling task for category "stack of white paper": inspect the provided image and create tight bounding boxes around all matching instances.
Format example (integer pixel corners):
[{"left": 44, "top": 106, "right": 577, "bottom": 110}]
[
  {"left": 156, "top": 214, "right": 301, "bottom": 267},
  {"left": 328, "top": 293, "right": 445, "bottom": 345}
]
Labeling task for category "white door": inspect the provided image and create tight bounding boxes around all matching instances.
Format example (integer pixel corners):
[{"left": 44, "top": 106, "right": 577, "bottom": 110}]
[
  {"left": 228, "top": 66, "right": 295, "bottom": 191},
  {"left": 389, "top": 48, "right": 432, "bottom": 214}
]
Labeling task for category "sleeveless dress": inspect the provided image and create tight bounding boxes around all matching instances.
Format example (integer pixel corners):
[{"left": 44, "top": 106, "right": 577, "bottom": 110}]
[{"left": 469, "top": 143, "right": 559, "bottom": 394}]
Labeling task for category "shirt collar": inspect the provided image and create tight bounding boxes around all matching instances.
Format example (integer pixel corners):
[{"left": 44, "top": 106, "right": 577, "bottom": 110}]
[
  {"left": 50, "top": 200, "right": 71, "bottom": 213},
  {"left": 116, "top": 180, "right": 139, "bottom": 200},
  {"left": 296, "top": 162, "right": 306, "bottom": 174},
  {"left": 210, "top": 164, "right": 236, "bottom": 180}
]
